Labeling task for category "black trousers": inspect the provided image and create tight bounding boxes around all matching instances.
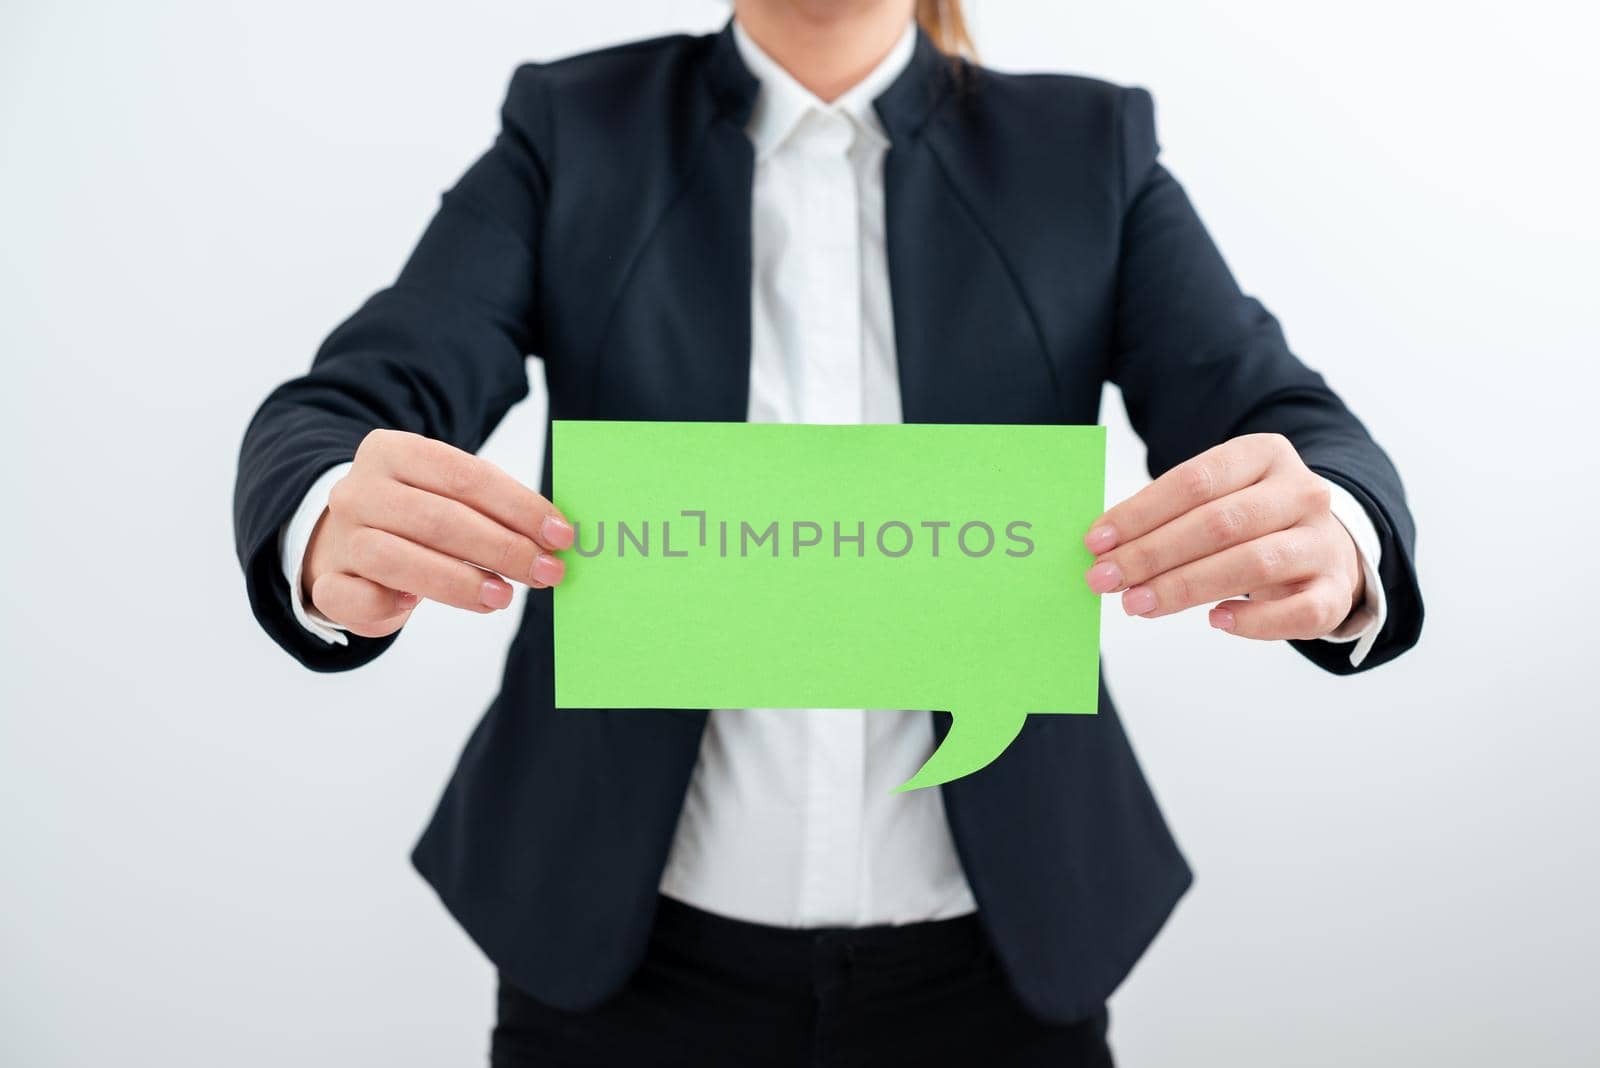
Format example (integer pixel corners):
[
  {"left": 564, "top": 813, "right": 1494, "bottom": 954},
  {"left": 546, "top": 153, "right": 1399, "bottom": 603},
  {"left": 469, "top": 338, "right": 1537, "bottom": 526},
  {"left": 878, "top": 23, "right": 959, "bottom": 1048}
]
[{"left": 491, "top": 896, "right": 1112, "bottom": 1067}]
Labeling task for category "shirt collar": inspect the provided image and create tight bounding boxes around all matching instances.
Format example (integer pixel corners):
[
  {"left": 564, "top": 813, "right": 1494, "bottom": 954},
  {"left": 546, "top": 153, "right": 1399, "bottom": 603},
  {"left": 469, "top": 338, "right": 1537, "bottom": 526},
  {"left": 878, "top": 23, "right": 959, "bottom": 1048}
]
[{"left": 731, "top": 18, "right": 918, "bottom": 158}]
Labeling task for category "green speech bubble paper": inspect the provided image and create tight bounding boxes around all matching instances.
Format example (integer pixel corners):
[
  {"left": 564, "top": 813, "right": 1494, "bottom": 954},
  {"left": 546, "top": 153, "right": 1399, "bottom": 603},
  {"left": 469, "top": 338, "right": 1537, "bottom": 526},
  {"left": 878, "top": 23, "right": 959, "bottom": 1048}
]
[{"left": 552, "top": 421, "right": 1104, "bottom": 791}]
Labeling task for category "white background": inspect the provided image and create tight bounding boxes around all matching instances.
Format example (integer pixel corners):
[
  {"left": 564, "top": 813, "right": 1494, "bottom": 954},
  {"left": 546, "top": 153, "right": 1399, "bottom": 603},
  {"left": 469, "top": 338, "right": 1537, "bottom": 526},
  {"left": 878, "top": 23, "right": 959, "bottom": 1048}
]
[{"left": 4, "top": 1, "right": 1598, "bottom": 1064}]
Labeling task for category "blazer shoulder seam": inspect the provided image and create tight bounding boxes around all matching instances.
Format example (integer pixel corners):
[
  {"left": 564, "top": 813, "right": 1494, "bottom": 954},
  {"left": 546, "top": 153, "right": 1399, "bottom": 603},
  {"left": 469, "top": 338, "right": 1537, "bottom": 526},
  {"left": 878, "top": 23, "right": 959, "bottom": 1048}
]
[{"left": 525, "top": 32, "right": 697, "bottom": 75}]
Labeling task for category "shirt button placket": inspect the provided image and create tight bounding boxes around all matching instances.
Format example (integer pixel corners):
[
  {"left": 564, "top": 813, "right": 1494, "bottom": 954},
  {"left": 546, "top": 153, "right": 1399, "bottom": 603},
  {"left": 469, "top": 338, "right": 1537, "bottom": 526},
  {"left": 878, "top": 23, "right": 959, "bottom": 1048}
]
[{"left": 794, "top": 109, "right": 868, "bottom": 926}]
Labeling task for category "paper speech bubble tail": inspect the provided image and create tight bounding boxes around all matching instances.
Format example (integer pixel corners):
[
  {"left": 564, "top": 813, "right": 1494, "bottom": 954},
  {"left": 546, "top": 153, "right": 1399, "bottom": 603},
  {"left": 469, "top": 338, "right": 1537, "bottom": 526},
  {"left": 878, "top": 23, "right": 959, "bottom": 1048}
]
[{"left": 894, "top": 708, "right": 1030, "bottom": 793}]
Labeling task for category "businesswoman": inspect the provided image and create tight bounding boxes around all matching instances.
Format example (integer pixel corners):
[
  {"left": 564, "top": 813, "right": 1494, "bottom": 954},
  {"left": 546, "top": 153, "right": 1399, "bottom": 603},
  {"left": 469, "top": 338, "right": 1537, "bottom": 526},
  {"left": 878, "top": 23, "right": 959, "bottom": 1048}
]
[{"left": 235, "top": 0, "right": 1423, "bottom": 1063}]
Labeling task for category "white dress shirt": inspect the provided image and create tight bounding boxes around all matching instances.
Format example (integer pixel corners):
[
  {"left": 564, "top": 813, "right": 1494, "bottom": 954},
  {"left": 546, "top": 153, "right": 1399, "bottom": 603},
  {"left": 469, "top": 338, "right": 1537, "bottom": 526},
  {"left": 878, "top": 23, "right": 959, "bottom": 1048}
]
[
  {"left": 279, "top": 19, "right": 1388, "bottom": 928},
  {"left": 656, "top": 22, "right": 981, "bottom": 928}
]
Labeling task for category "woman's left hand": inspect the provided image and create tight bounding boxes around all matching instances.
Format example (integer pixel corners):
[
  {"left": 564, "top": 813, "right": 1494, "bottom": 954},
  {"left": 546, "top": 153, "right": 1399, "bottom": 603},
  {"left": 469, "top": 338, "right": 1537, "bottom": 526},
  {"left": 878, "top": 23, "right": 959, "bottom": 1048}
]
[{"left": 1083, "top": 433, "right": 1364, "bottom": 640}]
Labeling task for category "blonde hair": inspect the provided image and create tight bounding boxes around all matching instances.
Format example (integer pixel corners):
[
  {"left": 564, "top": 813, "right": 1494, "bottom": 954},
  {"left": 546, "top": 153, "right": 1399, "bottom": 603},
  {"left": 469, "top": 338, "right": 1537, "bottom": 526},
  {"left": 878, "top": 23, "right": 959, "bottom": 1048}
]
[{"left": 916, "top": 0, "right": 976, "bottom": 58}]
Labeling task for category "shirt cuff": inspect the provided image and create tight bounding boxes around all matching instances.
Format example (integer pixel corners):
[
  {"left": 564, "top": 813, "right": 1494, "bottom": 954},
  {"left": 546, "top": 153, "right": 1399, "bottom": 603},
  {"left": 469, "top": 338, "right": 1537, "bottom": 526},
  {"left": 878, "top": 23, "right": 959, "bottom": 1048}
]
[
  {"left": 1317, "top": 476, "right": 1387, "bottom": 668},
  {"left": 277, "top": 462, "right": 355, "bottom": 647}
]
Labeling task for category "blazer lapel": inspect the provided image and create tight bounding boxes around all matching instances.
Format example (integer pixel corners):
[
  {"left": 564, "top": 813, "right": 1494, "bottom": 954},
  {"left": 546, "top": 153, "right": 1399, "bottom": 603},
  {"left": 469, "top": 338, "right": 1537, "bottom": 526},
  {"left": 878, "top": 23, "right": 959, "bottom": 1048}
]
[
  {"left": 582, "top": 24, "right": 758, "bottom": 424},
  {"left": 877, "top": 38, "right": 1064, "bottom": 426},
  {"left": 674, "top": 26, "right": 761, "bottom": 423}
]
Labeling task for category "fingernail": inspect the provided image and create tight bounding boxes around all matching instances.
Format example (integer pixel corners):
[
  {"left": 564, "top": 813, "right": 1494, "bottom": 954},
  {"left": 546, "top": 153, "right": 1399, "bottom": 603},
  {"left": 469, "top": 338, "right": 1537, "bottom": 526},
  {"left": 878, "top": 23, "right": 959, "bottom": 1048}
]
[
  {"left": 544, "top": 514, "right": 576, "bottom": 549},
  {"left": 532, "top": 553, "right": 566, "bottom": 587},
  {"left": 1085, "top": 524, "right": 1118, "bottom": 553},
  {"left": 1210, "top": 607, "right": 1235, "bottom": 631},
  {"left": 1122, "top": 586, "right": 1157, "bottom": 616},
  {"left": 1085, "top": 560, "right": 1124, "bottom": 594},
  {"left": 541, "top": 515, "right": 575, "bottom": 550},
  {"left": 480, "top": 579, "right": 513, "bottom": 610}
]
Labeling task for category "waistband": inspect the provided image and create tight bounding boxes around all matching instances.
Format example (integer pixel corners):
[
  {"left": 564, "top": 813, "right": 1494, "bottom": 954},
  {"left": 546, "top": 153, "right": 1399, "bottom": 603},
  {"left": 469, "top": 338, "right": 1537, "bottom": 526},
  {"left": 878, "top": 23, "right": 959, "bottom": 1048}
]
[{"left": 652, "top": 894, "right": 989, "bottom": 990}]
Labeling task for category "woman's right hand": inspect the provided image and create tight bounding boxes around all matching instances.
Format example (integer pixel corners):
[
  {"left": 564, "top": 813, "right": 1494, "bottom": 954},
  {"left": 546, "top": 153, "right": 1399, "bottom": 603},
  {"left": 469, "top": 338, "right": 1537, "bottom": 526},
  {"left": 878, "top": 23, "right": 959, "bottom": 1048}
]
[{"left": 302, "top": 429, "right": 574, "bottom": 638}]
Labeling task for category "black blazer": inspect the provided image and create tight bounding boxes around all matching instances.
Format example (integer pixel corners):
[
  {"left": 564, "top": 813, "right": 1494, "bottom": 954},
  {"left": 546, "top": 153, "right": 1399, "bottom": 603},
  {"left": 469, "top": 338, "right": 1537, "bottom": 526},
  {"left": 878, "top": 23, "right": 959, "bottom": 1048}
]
[{"left": 234, "top": 23, "right": 1423, "bottom": 1023}]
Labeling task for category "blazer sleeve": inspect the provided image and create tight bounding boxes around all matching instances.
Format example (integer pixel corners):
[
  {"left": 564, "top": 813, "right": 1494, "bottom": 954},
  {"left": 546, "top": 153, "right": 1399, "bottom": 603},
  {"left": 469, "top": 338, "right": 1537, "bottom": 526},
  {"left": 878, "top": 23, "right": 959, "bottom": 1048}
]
[
  {"left": 233, "top": 65, "right": 551, "bottom": 671},
  {"left": 1109, "top": 87, "right": 1423, "bottom": 674}
]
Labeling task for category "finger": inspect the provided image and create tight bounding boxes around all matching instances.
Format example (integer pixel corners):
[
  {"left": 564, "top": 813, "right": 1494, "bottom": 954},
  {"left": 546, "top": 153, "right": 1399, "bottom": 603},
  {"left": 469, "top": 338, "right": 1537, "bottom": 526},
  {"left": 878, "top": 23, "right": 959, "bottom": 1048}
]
[
  {"left": 1085, "top": 433, "right": 1290, "bottom": 554},
  {"left": 309, "top": 572, "right": 419, "bottom": 630},
  {"left": 347, "top": 612, "right": 415, "bottom": 639},
  {"left": 1119, "top": 526, "right": 1325, "bottom": 619},
  {"left": 1209, "top": 580, "right": 1353, "bottom": 641},
  {"left": 338, "top": 478, "right": 566, "bottom": 588},
  {"left": 1085, "top": 481, "right": 1300, "bottom": 594},
  {"left": 344, "top": 526, "right": 515, "bottom": 613},
  {"left": 360, "top": 431, "right": 573, "bottom": 550}
]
